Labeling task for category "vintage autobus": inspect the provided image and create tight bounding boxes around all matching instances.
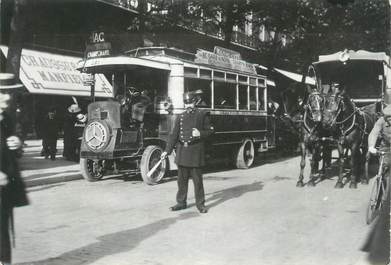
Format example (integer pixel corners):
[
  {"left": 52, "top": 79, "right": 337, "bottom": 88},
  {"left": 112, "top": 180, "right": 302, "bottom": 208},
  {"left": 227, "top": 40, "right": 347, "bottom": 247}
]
[
  {"left": 310, "top": 49, "right": 390, "bottom": 107},
  {"left": 77, "top": 46, "right": 276, "bottom": 184}
]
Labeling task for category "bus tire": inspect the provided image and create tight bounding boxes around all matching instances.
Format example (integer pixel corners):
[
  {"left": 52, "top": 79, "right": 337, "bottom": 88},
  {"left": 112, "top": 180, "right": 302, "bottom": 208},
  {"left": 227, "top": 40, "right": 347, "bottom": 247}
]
[
  {"left": 80, "top": 158, "right": 105, "bottom": 182},
  {"left": 140, "top": 145, "right": 167, "bottom": 185},
  {"left": 235, "top": 139, "right": 255, "bottom": 169}
]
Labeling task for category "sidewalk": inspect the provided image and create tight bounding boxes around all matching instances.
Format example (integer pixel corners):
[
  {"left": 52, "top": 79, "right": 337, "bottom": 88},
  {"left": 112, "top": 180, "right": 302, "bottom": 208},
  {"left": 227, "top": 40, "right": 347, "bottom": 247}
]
[{"left": 19, "top": 139, "right": 83, "bottom": 187}]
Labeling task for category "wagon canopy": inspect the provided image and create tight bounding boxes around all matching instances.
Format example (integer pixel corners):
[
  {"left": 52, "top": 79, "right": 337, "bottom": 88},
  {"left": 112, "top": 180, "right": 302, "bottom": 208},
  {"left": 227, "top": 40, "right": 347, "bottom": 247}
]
[{"left": 313, "top": 49, "right": 391, "bottom": 103}]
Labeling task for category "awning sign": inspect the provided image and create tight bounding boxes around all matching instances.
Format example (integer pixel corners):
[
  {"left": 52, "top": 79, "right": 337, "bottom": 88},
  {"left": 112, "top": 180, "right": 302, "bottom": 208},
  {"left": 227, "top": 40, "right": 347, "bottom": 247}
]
[{"left": 0, "top": 45, "right": 113, "bottom": 97}]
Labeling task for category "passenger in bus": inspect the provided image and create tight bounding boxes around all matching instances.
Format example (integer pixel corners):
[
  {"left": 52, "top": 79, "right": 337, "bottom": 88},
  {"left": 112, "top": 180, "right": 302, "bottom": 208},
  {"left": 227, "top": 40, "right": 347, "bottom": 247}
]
[
  {"left": 267, "top": 97, "right": 280, "bottom": 115},
  {"left": 161, "top": 90, "right": 214, "bottom": 214}
]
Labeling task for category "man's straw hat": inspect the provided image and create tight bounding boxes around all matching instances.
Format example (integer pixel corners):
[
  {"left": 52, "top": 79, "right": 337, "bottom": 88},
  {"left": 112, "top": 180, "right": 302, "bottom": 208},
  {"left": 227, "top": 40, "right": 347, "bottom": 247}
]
[{"left": 0, "top": 73, "right": 23, "bottom": 89}]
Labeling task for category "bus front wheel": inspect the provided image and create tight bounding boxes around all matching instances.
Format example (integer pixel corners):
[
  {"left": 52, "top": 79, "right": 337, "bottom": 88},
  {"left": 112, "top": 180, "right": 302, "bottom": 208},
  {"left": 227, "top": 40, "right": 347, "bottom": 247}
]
[
  {"left": 140, "top": 145, "right": 167, "bottom": 185},
  {"left": 80, "top": 158, "right": 106, "bottom": 182},
  {"left": 235, "top": 139, "right": 255, "bottom": 169}
]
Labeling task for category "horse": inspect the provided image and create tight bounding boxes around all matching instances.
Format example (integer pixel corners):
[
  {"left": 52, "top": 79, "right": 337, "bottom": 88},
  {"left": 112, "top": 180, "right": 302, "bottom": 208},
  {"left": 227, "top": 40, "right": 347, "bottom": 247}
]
[
  {"left": 296, "top": 91, "right": 333, "bottom": 187},
  {"left": 322, "top": 91, "right": 378, "bottom": 188}
]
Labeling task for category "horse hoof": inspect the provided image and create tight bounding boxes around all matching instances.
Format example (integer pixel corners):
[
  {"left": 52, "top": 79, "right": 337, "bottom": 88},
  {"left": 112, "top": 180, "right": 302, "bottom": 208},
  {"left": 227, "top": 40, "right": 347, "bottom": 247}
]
[
  {"left": 307, "top": 181, "right": 315, "bottom": 187},
  {"left": 361, "top": 179, "right": 369, "bottom": 185},
  {"left": 349, "top": 182, "right": 358, "bottom": 189},
  {"left": 296, "top": 181, "right": 304, "bottom": 187},
  {"left": 335, "top": 182, "right": 343, "bottom": 189}
]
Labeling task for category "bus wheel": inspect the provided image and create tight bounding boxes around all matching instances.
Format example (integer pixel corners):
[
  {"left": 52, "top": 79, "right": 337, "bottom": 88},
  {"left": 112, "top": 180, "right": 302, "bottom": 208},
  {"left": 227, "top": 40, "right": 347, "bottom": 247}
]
[
  {"left": 235, "top": 139, "right": 255, "bottom": 169},
  {"left": 140, "top": 145, "right": 167, "bottom": 185},
  {"left": 80, "top": 158, "right": 105, "bottom": 182}
]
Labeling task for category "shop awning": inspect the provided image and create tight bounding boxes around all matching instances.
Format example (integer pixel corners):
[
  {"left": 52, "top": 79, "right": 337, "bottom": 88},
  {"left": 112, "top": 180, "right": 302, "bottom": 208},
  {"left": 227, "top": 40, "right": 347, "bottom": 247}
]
[
  {"left": 273, "top": 68, "right": 316, "bottom": 85},
  {"left": 0, "top": 45, "right": 113, "bottom": 98}
]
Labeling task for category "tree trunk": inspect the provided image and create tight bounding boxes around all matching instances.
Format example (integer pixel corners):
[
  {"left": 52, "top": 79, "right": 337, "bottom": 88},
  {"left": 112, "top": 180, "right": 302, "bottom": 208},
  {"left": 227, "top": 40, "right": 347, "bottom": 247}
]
[
  {"left": 6, "top": 0, "right": 27, "bottom": 77},
  {"left": 223, "top": 1, "right": 234, "bottom": 45}
]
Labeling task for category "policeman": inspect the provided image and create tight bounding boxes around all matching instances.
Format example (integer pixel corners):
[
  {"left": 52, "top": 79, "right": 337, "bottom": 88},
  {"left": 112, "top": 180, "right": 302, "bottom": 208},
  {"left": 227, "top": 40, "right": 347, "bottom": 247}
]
[{"left": 161, "top": 90, "right": 214, "bottom": 213}]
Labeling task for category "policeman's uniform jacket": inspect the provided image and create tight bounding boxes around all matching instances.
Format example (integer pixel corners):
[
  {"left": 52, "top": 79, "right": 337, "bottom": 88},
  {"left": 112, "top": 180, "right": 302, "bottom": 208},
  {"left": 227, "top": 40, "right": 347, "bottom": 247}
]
[{"left": 165, "top": 109, "right": 214, "bottom": 167}]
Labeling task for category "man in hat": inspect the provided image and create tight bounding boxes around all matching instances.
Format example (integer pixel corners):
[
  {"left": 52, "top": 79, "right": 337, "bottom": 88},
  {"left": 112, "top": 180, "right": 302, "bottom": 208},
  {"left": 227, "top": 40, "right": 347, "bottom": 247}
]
[
  {"left": 41, "top": 107, "right": 59, "bottom": 160},
  {"left": 368, "top": 104, "right": 391, "bottom": 164},
  {"left": 364, "top": 104, "right": 391, "bottom": 264},
  {"left": 63, "top": 103, "right": 81, "bottom": 161},
  {"left": 0, "top": 73, "right": 29, "bottom": 265},
  {"left": 161, "top": 90, "right": 214, "bottom": 213}
]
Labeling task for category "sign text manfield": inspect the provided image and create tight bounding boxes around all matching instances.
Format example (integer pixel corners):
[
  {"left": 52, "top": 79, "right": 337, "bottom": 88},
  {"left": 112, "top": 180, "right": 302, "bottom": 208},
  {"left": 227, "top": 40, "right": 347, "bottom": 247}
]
[{"left": 195, "top": 49, "right": 256, "bottom": 75}]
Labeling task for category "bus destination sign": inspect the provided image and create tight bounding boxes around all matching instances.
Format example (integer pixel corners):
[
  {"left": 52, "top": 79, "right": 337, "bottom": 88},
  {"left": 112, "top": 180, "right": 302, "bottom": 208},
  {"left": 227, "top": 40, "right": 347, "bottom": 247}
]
[
  {"left": 85, "top": 31, "right": 112, "bottom": 59},
  {"left": 195, "top": 47, "right": 256, "bottom": 75}
]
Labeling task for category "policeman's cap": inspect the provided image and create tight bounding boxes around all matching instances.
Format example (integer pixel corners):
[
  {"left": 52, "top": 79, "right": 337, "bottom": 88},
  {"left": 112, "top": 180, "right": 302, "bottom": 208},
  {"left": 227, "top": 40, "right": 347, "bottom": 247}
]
[{"left": 183, "top": 90, "right": 203, "bottom": 104}]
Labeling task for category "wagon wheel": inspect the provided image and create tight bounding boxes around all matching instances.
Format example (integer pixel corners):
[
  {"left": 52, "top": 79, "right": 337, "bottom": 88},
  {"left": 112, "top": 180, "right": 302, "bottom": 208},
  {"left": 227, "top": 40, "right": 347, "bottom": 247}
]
[
  {"left": 235, "top": 139, "right": 255, "bottom": 169},
  {"left": 140, "top": 145, "right": 167, "bottom": 185},
  {"left": 80, "top": 158, "right": 106, "bottom": 182}
]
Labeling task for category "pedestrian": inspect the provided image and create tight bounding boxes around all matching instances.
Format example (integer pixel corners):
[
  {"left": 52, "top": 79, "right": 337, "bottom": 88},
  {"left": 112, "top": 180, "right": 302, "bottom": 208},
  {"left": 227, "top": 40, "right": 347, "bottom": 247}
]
[
  {"left": 0, "top": 73, "right": 29, "bottom": 265},
  {"left": 63, "top": 104, "right": 81, "bottom": 161},
  {"left": 73, "top": 113, "right": 87, "bottom": 162},
  {"left": 41, "top": 107, "right": 60, "bottom": 160},
  {"left": 161, "top": 90, "right": 214, "bottom": 213}
]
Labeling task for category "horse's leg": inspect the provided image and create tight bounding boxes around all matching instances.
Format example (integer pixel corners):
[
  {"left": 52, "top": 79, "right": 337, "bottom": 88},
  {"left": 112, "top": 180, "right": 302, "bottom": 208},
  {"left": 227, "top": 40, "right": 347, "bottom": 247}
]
[
  {"left": 335, "top": 139, "right": 345, "bottom": 189},
  {"left": 320, "top": 143, "right": 331, "bottom": 179},
  {"left": 297, "top": 140, "right": 307, "bottom": 187},
  {"left": 349, "top": 143, "right": 361, "bottom": 189},
  {"left": 308, "top": 142, "right": 320, "bottom": 187}
]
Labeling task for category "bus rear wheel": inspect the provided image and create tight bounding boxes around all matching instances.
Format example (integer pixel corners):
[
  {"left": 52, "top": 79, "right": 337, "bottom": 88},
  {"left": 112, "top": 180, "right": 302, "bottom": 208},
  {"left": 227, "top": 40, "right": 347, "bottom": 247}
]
[
  {"left": 140, "top": 145, "right": 167, "bottom": 185},
  {"left": 80, "top": 158, "right": 106, "bottom": 182},
  {"left": 235, "top": 139, "right": 255, "bottom": 169}
]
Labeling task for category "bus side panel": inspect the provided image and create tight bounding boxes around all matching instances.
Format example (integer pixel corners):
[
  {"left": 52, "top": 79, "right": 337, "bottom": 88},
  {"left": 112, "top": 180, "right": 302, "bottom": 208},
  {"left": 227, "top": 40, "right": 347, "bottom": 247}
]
[{"left": 210, "top": 113, "right": 268, "bottom": 148}]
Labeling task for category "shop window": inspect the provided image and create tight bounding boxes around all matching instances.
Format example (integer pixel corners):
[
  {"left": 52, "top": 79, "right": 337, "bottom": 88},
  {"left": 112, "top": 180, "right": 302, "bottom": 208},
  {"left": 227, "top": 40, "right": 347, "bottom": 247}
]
[
  {"left": 239, "top": 85, "right": 248, "bottom": 110},
  {"left": 184, "top": 78, "right": 212, "bottom": 108},
  {"left": 214, "top": 81, "right": 236, "bottom": 109}
]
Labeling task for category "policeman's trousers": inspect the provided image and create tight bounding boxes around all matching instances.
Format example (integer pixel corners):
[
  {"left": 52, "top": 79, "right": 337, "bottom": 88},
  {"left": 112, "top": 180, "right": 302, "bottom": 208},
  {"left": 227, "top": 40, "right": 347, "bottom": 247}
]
[{"left": 176, "top": 167, "right": 205, "bottom": 208}]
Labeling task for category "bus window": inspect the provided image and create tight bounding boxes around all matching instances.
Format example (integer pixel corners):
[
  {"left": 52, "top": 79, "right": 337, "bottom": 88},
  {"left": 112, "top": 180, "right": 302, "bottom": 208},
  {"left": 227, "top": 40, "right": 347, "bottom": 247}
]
[
  {"left": 184, "top": 67, "right": 198, "bottom": 78},
  {"left": 184, "top": 78, "right": 212, "bottom": 108},
  {"left": 239, "top": 84, "right": 248, "bottom": 110},
  {"left": 226, "top": 73, "right": 237, "bottom": 83},
  {"left": 250, "top": 86, "right": 257, "bottom": 110},
  {"left": 214, "top": 81, "right": 236, "bottom": 109},
  {"left": 250, "top": 78, "right": 256, "bottom": 86},
  {"left": 258, "top": 87, "right": 265, "bottom": 111},
  {"left": 200, "top": 69, "right": 212, "bottom": 79},
  {"left": 239, "top": 75, "right": 248, "bottom": 84}
]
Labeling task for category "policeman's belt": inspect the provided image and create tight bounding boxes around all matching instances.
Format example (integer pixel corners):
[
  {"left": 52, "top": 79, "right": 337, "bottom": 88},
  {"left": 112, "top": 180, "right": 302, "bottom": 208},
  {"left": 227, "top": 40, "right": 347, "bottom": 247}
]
[{"left": 179, "top": 140, "right": 200, "bottom": 146}]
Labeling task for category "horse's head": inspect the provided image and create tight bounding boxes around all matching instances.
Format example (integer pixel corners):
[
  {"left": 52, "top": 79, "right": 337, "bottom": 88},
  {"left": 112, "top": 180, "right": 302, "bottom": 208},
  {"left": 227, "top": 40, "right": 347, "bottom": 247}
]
[
  {"left": 322, "top": 93, "right": 344, "bottom": 129},
  {"left": 306, "top": 92, "right": 324, "bottom": 123}
]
